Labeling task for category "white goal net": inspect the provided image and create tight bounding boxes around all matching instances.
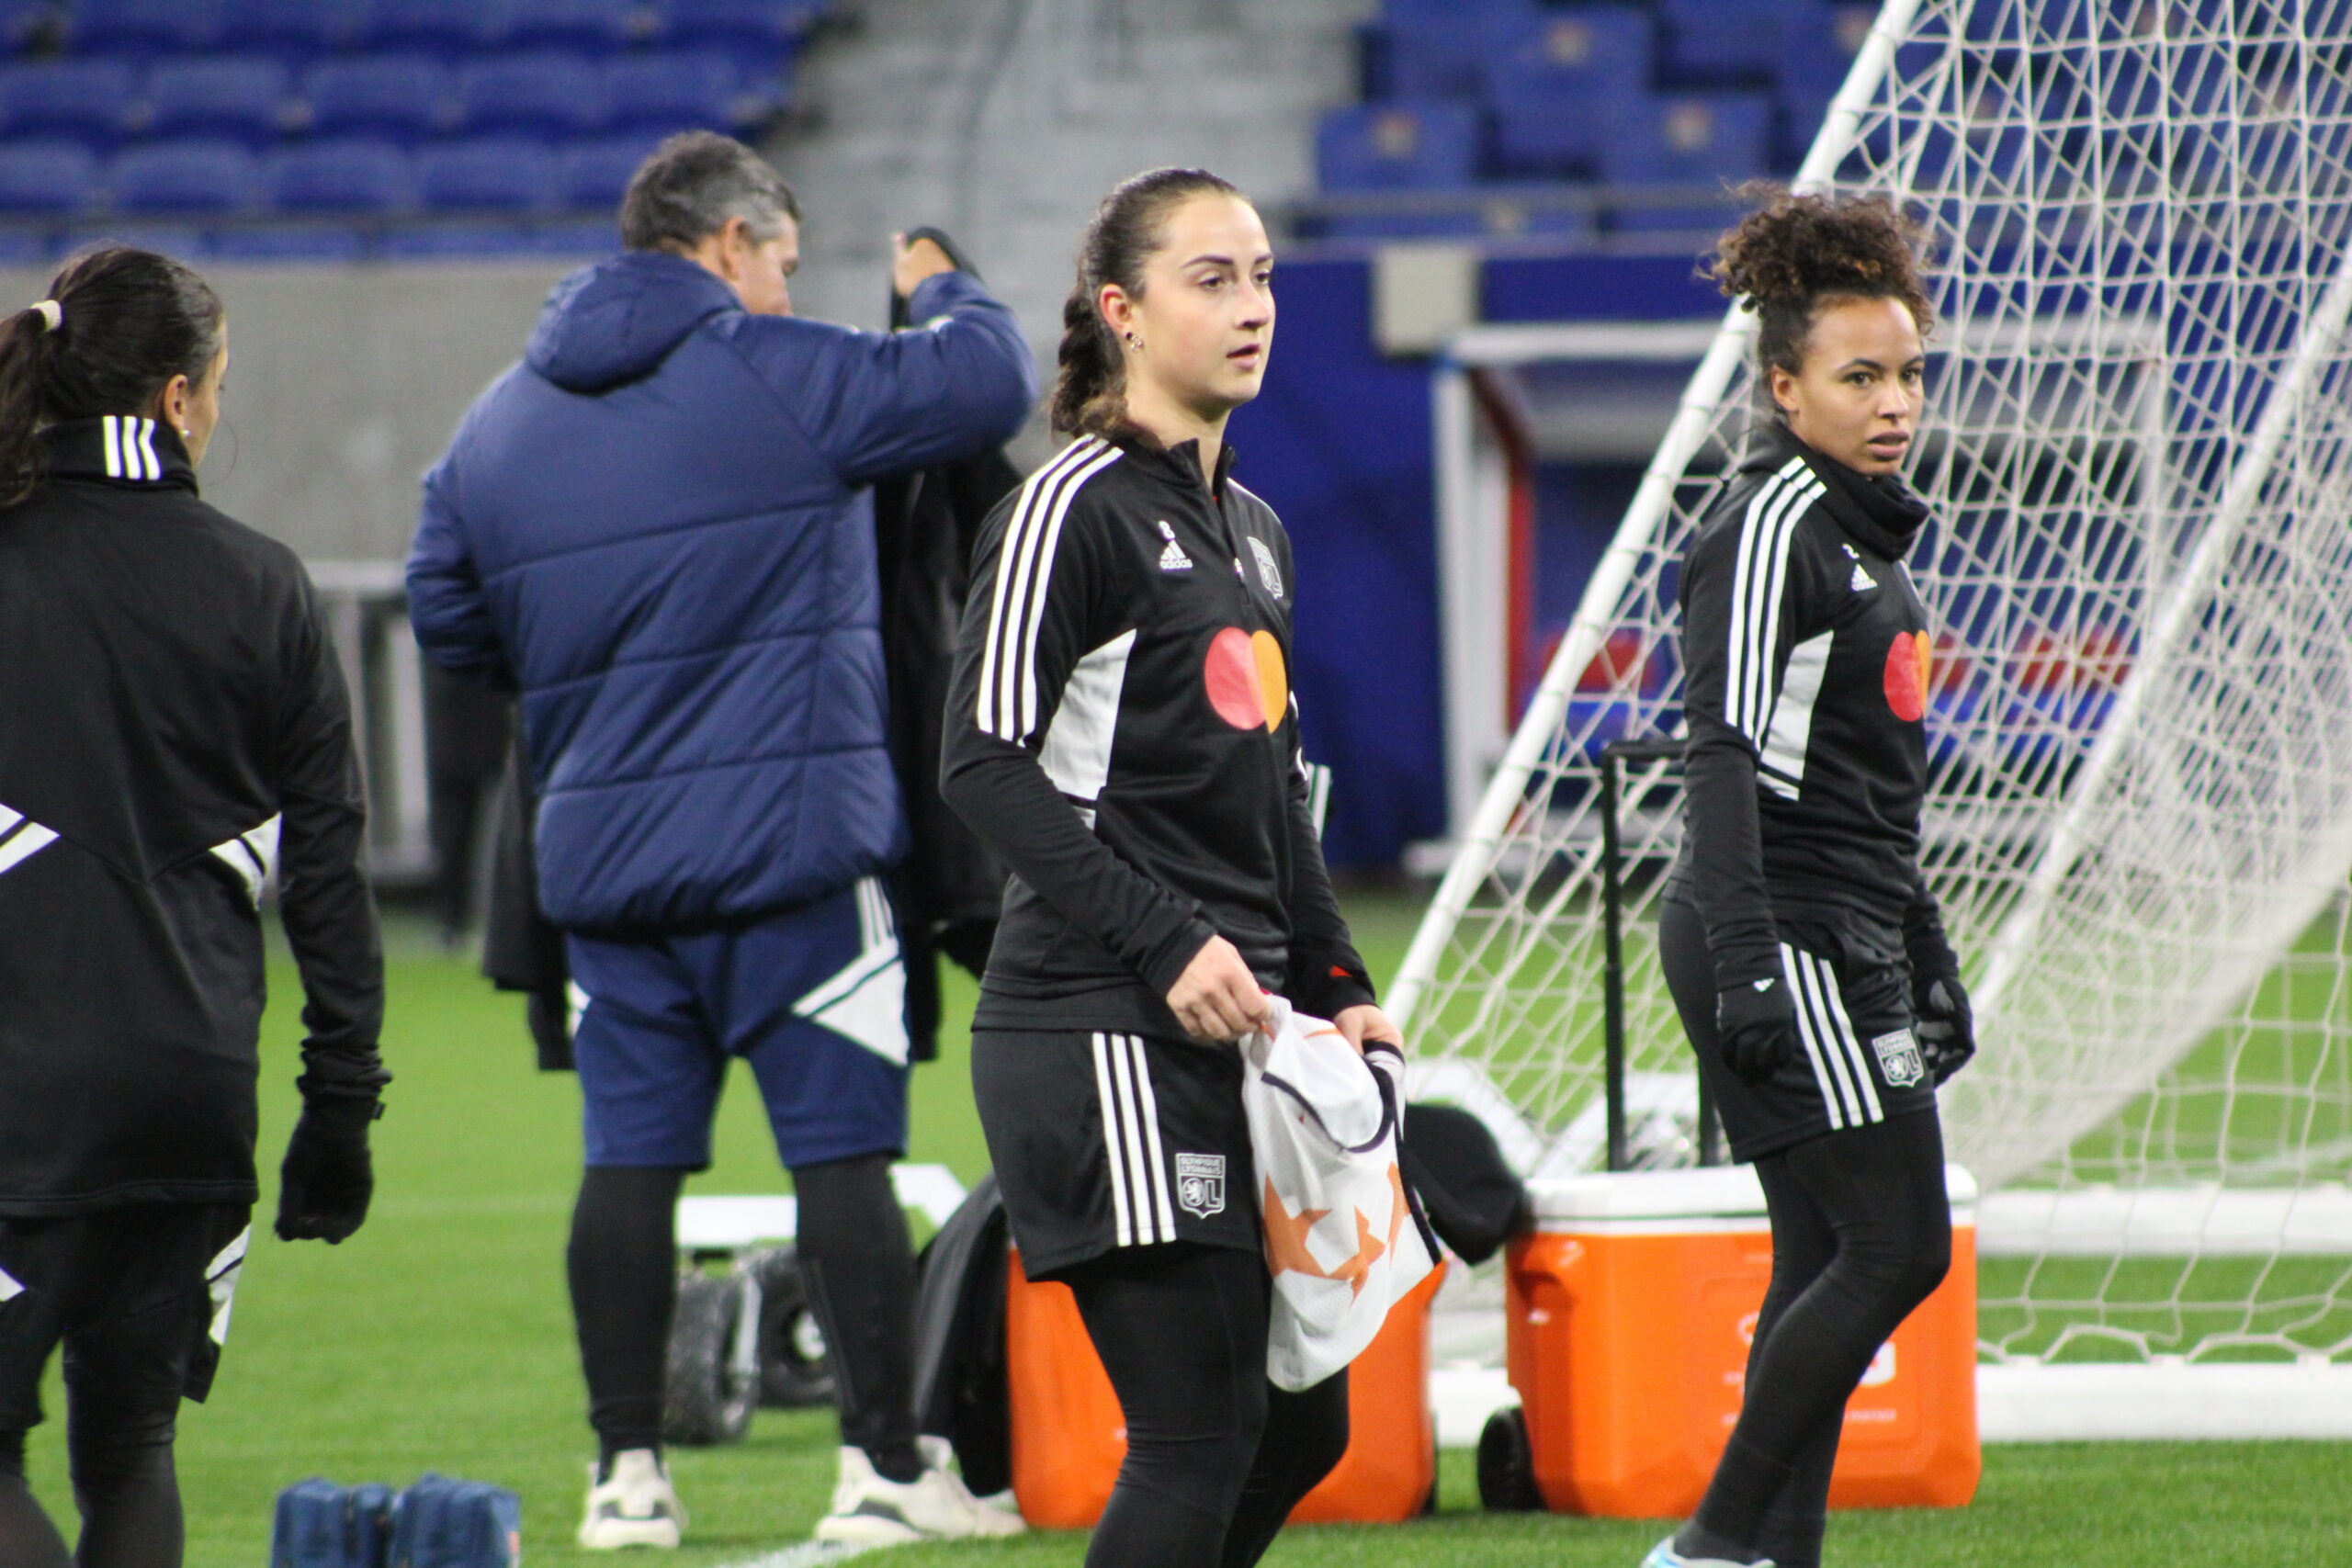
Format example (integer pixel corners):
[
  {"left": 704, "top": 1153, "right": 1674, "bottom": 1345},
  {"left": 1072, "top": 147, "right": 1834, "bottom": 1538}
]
[{"left": 1395, "top": 0, "right": 2352, "bottom": 1369}]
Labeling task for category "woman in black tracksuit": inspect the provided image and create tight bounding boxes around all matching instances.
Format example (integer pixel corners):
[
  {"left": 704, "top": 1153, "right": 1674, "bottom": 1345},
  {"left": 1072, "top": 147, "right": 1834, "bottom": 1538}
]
[
  {"left": 0, "top": 249, "right": 388, "bottom": 1568},
  {"left": 941, "top": 168, "right": 1398, "bottom": 1568},
  {"left": 1650, "top": 194, "right": 1975, "bottom": 1568}
]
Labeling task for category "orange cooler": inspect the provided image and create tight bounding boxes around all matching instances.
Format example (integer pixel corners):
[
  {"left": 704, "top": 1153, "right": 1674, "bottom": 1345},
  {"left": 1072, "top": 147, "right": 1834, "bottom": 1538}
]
[
  {"left": 1504, "top": 1164, "right": 1978, "bottom": 1518},
  {"left": 1006, "top": 1249, "right": 1444, "bottom": 1529}
]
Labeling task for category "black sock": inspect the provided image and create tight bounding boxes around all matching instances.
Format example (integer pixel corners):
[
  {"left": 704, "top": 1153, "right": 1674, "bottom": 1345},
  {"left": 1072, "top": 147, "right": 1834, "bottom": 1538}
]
[
  {"left": 791, "top": 1153, "right": 923, "bottom": 1484},
  {"left": 0, "top": 1432, "right": 70, "bottom": 1568},
  {"left": 568, "top": 1165, "right": 685, "bottom": 1469}
]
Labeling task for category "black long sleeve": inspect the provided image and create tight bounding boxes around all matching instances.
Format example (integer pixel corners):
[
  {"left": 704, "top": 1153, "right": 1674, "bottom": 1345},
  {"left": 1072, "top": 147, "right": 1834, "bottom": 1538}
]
[
  {"left": 940, "top": 470, "right": 1216, "bottom": 1001},
  {"left": 276, "top": 578, "right": 388, "bottom": 1101},
  {"left": 1279, "top": 711, "right": 1374, "bottom": 1020}
]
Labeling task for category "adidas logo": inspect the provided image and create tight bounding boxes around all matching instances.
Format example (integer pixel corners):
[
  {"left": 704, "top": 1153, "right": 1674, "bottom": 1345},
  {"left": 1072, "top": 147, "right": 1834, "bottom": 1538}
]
[
  {"left": 1157, "top": 521, "right": 1193, "bottom": 571},
  {"left": 1850, "top": 562, "right": 1878, "bottom": 592}
]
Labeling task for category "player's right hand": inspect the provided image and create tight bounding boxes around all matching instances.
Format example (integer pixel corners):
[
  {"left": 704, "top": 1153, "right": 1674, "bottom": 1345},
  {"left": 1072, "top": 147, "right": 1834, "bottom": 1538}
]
[
  {"left": 1167, "top": 935, "right": 1274, "bottom": 1043},
  {"left": 1715, "top": 977, "right": 1799, "bottom": 1086}
]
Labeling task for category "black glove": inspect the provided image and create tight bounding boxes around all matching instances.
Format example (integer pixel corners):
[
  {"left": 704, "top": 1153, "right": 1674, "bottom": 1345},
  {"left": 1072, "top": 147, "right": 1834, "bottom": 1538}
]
[
  {"left": 1715, "top": 976, "right": 1799, "bottom": 1086},
  {"left": 276, "top": 1095, "right": 381, "bottom": 1244},
  {"left": 1914, "top": 975, "right": 1975, "bottom": 1086}
]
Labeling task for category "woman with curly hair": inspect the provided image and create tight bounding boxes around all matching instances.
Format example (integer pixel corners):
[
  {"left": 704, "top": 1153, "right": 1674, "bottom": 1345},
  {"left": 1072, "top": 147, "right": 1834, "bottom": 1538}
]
[{"left": 1649, "top": 191, "right": 1973, "bottom": 1568}]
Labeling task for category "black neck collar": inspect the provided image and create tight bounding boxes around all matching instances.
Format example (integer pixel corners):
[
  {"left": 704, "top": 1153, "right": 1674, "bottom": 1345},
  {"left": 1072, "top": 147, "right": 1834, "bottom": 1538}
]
[{"left": 43, "top": 416, "right": 198, "bottom": 492}]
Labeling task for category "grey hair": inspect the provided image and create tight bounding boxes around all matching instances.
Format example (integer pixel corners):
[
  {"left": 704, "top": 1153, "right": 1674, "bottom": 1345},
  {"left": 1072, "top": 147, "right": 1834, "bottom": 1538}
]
[{"left": 619, "top": 132, "right": 802, "bottom": 254}]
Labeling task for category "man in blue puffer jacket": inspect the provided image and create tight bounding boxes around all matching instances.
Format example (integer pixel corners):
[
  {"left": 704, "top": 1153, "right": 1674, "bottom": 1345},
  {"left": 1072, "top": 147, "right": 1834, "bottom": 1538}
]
[{"left": 406, "top": 132, "right": 1034, "bottom": 1551}]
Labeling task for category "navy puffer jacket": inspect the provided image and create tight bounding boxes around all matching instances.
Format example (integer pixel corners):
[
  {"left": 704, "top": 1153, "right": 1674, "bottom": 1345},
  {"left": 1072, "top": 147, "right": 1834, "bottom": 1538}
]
[{"left": 406, "top": 253, "right": 1035, "bottom": 931}]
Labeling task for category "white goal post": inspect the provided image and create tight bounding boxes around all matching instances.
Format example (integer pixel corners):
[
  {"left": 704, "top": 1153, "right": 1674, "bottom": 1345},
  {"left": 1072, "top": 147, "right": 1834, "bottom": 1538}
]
[{"left": 1396, "top": 0, "right": 2352, "bottom": 1433}]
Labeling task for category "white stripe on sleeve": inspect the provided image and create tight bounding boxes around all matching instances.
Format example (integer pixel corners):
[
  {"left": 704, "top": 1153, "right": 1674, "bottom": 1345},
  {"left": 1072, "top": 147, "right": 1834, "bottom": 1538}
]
[{"left": 977, "top": 438, "right": 1100, "bottom": 738}]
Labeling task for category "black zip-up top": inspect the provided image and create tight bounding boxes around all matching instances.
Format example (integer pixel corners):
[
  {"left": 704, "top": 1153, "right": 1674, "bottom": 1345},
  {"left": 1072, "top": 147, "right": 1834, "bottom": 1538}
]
[
  {"left": 1668, "top": 426, "right": 1957, "bottom": 990},
  {"left": 0, "top": 418, "right": 387, "bottom": 1215},
  {"left": 941, "top": 433, "right": 1374, "bottom": 1038}
]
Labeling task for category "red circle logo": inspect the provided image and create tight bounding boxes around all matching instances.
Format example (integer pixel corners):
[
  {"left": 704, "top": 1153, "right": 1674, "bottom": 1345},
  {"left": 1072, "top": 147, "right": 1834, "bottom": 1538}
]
[
  {"left": 1884, "top": 631, "right": 1929, "bottom": 721},
  {"left": 1204, "top": 626, "right": 1289, "bottom": 730}
]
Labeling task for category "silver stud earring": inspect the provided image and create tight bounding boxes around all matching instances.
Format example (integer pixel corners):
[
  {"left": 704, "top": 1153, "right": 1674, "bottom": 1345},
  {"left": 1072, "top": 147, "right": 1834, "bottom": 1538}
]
[{"left": 1125, "top": 332, "right": 1142, "bottom": 352}]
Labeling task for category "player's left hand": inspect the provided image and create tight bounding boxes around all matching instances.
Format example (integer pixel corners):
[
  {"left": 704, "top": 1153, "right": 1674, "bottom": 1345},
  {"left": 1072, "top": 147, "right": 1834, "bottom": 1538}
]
[
  {"left": 1915, "top": 975, "right": 1975, "bottom": 1086},
  {"left": 276, "top": 1094, "right": 381, "bottom": 1244},
  {"left": 1333, "top": 1003, "right": 1402, "bottom": 1055}
]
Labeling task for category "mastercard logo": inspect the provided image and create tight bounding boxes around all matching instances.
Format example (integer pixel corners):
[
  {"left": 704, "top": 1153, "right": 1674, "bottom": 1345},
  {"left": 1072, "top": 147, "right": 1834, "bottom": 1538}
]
[
  {"left": 1205, "top": 626, "right": 1289, "bottom": 731},
  {"left": 1884, "top": 630, "right": 1930, "bottom": 721}
]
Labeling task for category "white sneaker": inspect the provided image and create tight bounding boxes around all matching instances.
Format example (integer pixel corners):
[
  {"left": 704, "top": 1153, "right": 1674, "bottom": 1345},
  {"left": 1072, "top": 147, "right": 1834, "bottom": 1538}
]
[
  {"left": 812, "top": 1444, "right": 1027, "bottom": 1546},
  {"left": 917, "top": 1436, "right": 1025, "bottom": 1539},
  {"left": 578, "top": 1449, "right": 685, "bottom": 1550},
  {"left": 1641, "top": 1535, "right": 1775, "bottom": 1568}
]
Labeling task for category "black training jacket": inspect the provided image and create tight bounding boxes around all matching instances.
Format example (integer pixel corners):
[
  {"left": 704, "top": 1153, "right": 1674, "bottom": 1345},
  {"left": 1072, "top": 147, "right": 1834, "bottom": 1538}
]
[
  {"left": 0, "top": 418, "right": 387, "bottom": 1215},
  {"left": 940, "top": 433, "right": 1374, "bottom": 1038},
  {"left": 1667, "top": 426, "right": 1957, "bottom": 990}
]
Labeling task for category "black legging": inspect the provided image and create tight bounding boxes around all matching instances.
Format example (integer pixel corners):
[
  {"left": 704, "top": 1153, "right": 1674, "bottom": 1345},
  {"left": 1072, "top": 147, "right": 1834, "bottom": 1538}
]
[
  {"left": 567, "top": 1152, "right": 923, "bottom": 1479},
  {"left": 0, "top": 1397, "right": 182, "bottom": 1568},
  {"left": 1062, "top": 1242, "right": 1348, "bottom": 1568},
  {"left": 1690, "top": 1112, "right": 1951, "bottom": 1568}
]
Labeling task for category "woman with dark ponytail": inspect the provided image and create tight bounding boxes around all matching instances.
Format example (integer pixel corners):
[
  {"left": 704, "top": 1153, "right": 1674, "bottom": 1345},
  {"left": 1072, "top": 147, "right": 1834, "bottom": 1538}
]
[
  {"left": 0, "top": 248, "right": 387, "bottom": 1568},
  {"left": 1651, "top": 192, "right": 1970, "bottom": 1568},
  {"left": 941, "top": 170, "right": 1398, "bottom": 1568}
]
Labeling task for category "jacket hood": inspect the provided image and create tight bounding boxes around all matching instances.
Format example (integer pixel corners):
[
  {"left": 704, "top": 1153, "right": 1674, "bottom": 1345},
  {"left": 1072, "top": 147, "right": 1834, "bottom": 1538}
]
[{"left": 526, "top": 252, "right": 738, "bottom": 393}]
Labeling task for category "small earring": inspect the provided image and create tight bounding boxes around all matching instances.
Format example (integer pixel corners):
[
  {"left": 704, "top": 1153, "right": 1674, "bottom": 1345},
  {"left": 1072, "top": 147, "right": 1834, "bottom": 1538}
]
[{"left": 1124, "top": 332, "right": 1142, "bottom": 352}]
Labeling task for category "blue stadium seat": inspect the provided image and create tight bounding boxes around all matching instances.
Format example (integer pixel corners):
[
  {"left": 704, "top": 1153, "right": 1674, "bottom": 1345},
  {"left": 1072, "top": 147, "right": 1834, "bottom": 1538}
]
[
  {"left": 650, "top": 0, "right": 822, "bottom": 56},
  {"left": 146, "top": 57, "right": 294, "bottom": 146},
  {"left": 1488, "top": 8, "right": 1654, "bottom": 177},
  {"left": 0, "top": 141, "right": 98, "bottom": 214},
  {"left": 364, "top": 0, "right": 513, "bottom": 54},
  {"left": 1600, "top": 93, "right": 1773, "bottom": 232},
  {"left": 377, "top": 221, "right": 533, "bottom": 256},
  {"left": 1775, "top": 3, "right": 1872, "bottom": 168},
  {"left": 220, "top": 0, "right": 368, "bottom": 56},
  {"left": 1371, "top": 12, "right": 1519, "bottom": 101},
  {"left": 303, "top": 56, "right": 455, "bottom": 141},
  {"left": 525, "top": 216, "right": 621, "bottom": 254},
  {"left": 560, "top": 132, "right": 664, "bottom": 209},
  {"left": 268, "top": 139, "right": 411, "bottom": 214},
  {"left": 60, "top": 222, "right": 211, "bottom": 260},
  {"left": 70, "top": 0, "right": 222, "bottom": 54},
  {"left": 0, "top": 61, "right": 139, "bottom": 147},
  {"left": 508, "top": 0, "right": 640, "bottom": 51},
  {"left": 109, "top": 141, "right": 262, "bottom": 215},
  {"left": 416, "top": 137, "right": 559, "bottom": 211},
  {"left": 1317, "top": 101, "right": 1482, "bottom": 191},
  {"left": 605, "top": 51, "right": 742, "bottom": 135},
  {"left": 1659, "top": 0, "right": 1783, "bottom": 87},
  {"left": 211, "top": 224, "right": 369, "bottom": 260},
  {"left": 456, "top": 51, "right": 609, "bottom": 138}
]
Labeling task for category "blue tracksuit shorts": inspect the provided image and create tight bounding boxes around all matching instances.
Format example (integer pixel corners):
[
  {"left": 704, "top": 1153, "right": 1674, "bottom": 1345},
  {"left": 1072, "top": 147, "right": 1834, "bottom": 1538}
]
[{"left": 565, "top": 876, "right": 910, "bottom": 1170}]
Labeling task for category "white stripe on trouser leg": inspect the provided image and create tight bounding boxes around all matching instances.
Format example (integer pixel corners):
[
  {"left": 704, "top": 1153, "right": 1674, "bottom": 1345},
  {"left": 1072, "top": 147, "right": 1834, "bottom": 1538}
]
[
  {"left": 1782, "top": 942, "right": 1853, "bottom": 1130},
  {"left": 1123, "top": 1036, "right": 1177, "bottom": 1243},
  {"left": 1808, "top": 952, "right": 1885, "bottom": 1122},
  {"left": 1092, "top": 1034, "right": 1135, "bottom": 1247}
]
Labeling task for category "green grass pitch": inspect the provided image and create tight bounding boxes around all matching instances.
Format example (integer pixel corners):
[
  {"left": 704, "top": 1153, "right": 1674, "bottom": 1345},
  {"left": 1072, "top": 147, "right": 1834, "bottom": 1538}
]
[{"left": 20, "top": 890, "right": 2351, "bottom": 1564}]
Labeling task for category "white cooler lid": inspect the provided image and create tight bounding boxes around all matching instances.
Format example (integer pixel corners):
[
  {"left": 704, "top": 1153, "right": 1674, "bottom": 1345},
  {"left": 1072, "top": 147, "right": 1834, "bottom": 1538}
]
[{"left": 1527, "top": 1162, "right": 1977, "bottom": 1226}]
